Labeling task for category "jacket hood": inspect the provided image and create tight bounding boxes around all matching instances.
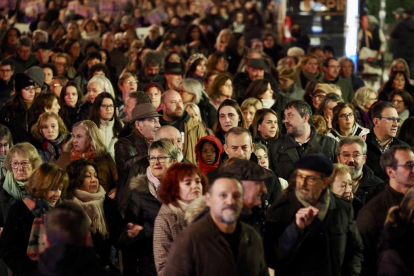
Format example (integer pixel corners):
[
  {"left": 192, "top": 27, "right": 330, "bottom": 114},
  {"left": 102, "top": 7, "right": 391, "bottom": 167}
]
[
  {"left": 185, "top": 196, "right": 209, "bottom": 225},
  {"left": 129, "top": 173, "right": 150, "bottom": 194},
  {"left": 195, "top": 136, "right": 224, "bottom": 175}
]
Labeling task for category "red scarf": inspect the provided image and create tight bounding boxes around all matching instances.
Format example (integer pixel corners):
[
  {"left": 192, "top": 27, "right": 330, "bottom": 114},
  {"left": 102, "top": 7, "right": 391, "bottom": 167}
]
[{"left": 70, "top": 147, "right": 97, "bottom": 161}]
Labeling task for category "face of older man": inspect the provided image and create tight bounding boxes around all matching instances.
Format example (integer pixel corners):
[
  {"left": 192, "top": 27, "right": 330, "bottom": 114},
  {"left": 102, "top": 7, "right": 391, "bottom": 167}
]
[
  {"left": 337, "top": 143, "right": 366, "bottom": 179},
  {"left": 295, "top": 169, "right": 329, "bottom": 205},
  {"left": 246, "top": 66, "right": 264, "bottom": 81},
  {"left": 224, "top": 132, "right": 254, "bottom": 160}
]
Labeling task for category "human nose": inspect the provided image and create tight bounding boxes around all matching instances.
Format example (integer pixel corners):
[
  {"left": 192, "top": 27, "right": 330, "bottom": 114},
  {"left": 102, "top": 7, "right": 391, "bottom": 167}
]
[
  {"left": 155, "top": 121, "right": 161, "bottom": 128},
  {"left": 345, "top": 184, "right": 352, "bottom": 194}
]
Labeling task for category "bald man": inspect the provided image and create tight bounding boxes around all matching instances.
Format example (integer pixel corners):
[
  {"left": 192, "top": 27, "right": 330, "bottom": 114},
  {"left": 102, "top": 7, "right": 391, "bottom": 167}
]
[{"left": 155, "top": 125, "right": 191, "bottom": 163}]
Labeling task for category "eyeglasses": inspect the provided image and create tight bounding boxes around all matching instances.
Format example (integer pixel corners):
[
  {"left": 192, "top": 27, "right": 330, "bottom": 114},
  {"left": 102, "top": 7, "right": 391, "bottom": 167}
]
[
  {"left": 125, "top": 80, "right": 138, "bottom": 84},
  {"left": 380, "top": 116, "right": 401, "bottom": 123},
  {"left": 0, "top": 142, "right": 10, "bottom": 148},
  {"left": 296, "top": 173, "right": 322, "bottom": 186},
  {"left": 392, "top": 99, "right": 404, "bottom": 104},
  {"left": 328, "top": 65, "right": 341, "bottom": 69},
  {"left": 395, "top": 162, "right": 414, "bottom": 171},
  {"left": 312, "top": 94, "right": 325, "bottom": 100},
  {"left": 52, "top": 83, "right": 62, "bottom": 87},
  {"left": 101, "top": 104, "right": 114, "bottom": 109},
  {"left": 339, "top": 112, "right": 354, "bottom": 119},
  {"left": 148, "top": 156, "right": 171, "bottom": 163},
  {"left": 340, "top": 153, "right": 363, "bottom": 160},
  {"left": 11, "top": 161, "right": 31, "bottom": 169}
]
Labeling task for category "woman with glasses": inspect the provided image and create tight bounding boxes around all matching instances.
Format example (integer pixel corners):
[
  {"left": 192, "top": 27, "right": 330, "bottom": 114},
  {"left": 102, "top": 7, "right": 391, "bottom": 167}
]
[
  {"left": 119, "top": 139, "right": 178, "bottom": 276},
  {"left": 389, "top": 90, "right": 413, "bottom": 125},
  {"left": 0, "top": 73, "right": 37, "bottom": 144},
  {"left": 89, "top": 93, "right": 123, "bottom": 159},
  {"left": 378, "top": 70, "right": 414, "bottom": 102},
  {"left": 0, "top": 143, "right": 42, "bottom": 228},
  {"left": 0, "top": 163, "right": 68, "bottom": 275},
  {"left": 327, "top": 103, "right": 370, "bottom": 142},
  {"left": 56, "top": 120, "right": 117, "bottom": 199},
  {"left": 50, "top": 75, "right": 69, "bottom": 97},
  {"left": 207, "top": 72, "right": 234, "bottom": 110}
]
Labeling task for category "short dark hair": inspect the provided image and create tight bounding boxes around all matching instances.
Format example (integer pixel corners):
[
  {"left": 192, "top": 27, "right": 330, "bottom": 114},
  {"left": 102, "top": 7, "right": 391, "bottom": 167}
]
[
  {"left": 86, "top": 51, "right": 102, "bottom": 62},
  {"left": 89, "top": 92, "right": 123, "bottom": 137},
  {"left": 370, "top": 101, "right": 396, "bottom": 120},
  {"left": 380, "top": 145, "right": 413, "bottom": 171},
  {"left": 284, "top": 99, "right": 313, "bottom": 118},
  {"left": 323, "top": 57, "right": 338, "bottom": 68},
  {"left": 224, "top": 127, "right": 252, "bottom": 144},
  {"left": 208, "top": 172, "right": 242, "bottom": 192},
  {"left": 89, "top": 63, "right": 109, "bottom": 78},
  {"left": 0, "top": 59, "right": 15, "bottom": 71},
  {"left": 389, "top": 90, "right": 413, "bottom": 109},
  {"left": 39, "top": 63, "right": 57, "bottom": 76},
  {"left": 33, "top": 92, "right": 59, "bottom": 116},
  {"left": 45, "top": 202, "right": 89, "bottom": 246},
  {"left": 323, "top": 45, "right": 335, "bottom": 56},
  {"left": 65, "top": 159, "right": 101, "bottom": 199}
]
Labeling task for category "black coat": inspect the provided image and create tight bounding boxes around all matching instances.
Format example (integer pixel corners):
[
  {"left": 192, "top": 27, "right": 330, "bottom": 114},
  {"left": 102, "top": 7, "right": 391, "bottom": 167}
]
[
  {"left": 233, "top": 71, "right": 278, "bottom": 103},
  {"left": 0, "top": 180, "right": 21, "bottom": 227},
  {"left": 77, "top": 101, "right": 92, "bottom": 121},
  {"left": 197, "top": 93, "right": 216, "bottom": 129},
  {"left": 265, "top": 190, "right": 363, "bottom": 276},
  {"left": 268, "top": 126, "right": 337, "bottom": 180},
  {"left": 391, "top": 16, "right": 414, "bottom": 62},
  {"left": 356, "top": 183, "right": 405, "bottom": 276},
  {"left": 119, "top": 175, "right": 161, "bottom": 276}
]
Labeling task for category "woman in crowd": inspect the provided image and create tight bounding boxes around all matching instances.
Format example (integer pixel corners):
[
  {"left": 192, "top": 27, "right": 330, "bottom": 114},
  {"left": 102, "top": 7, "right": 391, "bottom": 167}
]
[
  {"left": 204, "top": 70, "right": 219, "bottom": 91},
  {"left": 40, "top": 63, "right": 57, "bottom": 88},
  {"left": 241, "top": 98, "right": 263, "bottom": 129},
  {"left": 81, "top": 19, "right": 100, "bottom": 44},
  {"left": 185, "top": 53, "right": 207, "bottom": 82},
  {"left": 121, "top": 140, "right": 178, "bottom": 276},
  {"left": 124, "top": 40, "right": 144, "bottom": 75},
  {"left": 0, "top": 143, "right": 42, "bottom": 227},
  {"left": 378, "top": 70, "right": 414, "bottom": 102},
  {"left": 303, "top": 81, "right": 335, "bottom": 114},
  {"left": 225, "top": 32, "right": 246, "bottom": 75},
  {"left": 252, "top": 108, "right": 279, "bottom": 146},
  {"left": 214, "top": 99, "right": 247, "bottom": 144},
  {"left": 53, "top": 53, "right": 76, "bottom": 80},
  {"left": 33, "top": 92, "right": 61, "bottom": 116},
  {"left": 389, "top": 90, "right": 413, "bottom": 125},
  {"left": 0, "top": 27, "right": 20, "bottom": 59},
  {"left": 207, "top": 72, "right": 233, "bottom": 110},
  {"left": 153, "top": 163, "right": 208, "bottom": 276},
  {"left": 118, "top": 73, "right": 138, "bottom": 103},
  {"left": 254, "top": 143, "right": 273, "bottom": 172},
  {"left": 278, "top": 68, "right": 305, "bottom": 100},
  {"left": 59, "top": 81, "right": 83, "bottom": 131},
  {"left": 388, "top": 58, "right": 412, "bottom": 83},
  {"left": 56, "top": 120, "right": 117, "bottom": 198},
  {"left": 398, "top": 117, "right": 414, "bottom": 147},
  {"left": 65, "top": 159, "right": 123, "bottom": 267},
  {"left": 0, "top": 163, "right": 68, "bottom": 275},
  {"left": 339, "top": 57, "right": 365, "bottom": 92},
  {"left": 89, "top": 93, "right": 123, "bottom": 158},
  {"left": 316, "top": 93, "right": 343, "bottom": 130},
  {"left": 184, "top": 24, "right": 210, "bottom": 57},
  {"left": 352, "top": 86, "right": 378, "bottom": 128},
  {"left": 377, "top": 187, "right": 414, "bottom": 276},
  {"left": 263, "top": 33, "right": 284, "bottom": 66},
  {"left": 165, "top": 50, "right": 186, "bottom": 72},
  {"left": 207, "top": 52, "right": 228, "bottom": 72},
  {"left": 184, "top": 103, "right": 213, "bottom": 135},
  {"left": 215, "top": 28, "right": 232, "bottom": 52},
  {"left": 328, "top": 102, "right": 370, "bottom": 142},
  {"left": 31, "top": 112, "right": 71, "bottom": 163},
  {"left": 179, "top": 78, "right": 216, "bottom": 129},
  {"left": 50, "top": 75, "right": 69, "bottom": 97},
  {"left": 195, "top": 136, "right": 224, "bottom": 175},
  {"left": 64, "top": 38, "right": 84, "bottom": 69},
  {"left": 0, "top": 73, "right": 37, "bottom": 144},
  {"left": 0, "top": 125, "right": 12, "bottom": 180},
  {"left": 299, "top": 54, "right": 323, "bottom": 89},
  {"left": 144, "top": 82, "right": 164, "bottom": 111},
  {"left": 329, "top": 163, "right": 353, "bottom": 201}
]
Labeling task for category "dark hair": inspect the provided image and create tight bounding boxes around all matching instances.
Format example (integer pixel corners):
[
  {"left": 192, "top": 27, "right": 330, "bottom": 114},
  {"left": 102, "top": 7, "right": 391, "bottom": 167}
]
[
  {"left": 214, "top": 99, "right": 247, "bottom": 135},
  {"left": 88, "top": 63, "right": 109, "bottom": 78},
  {"left": 159, "top": 163, "right": 208, "bottom": 205},
  {"left": 0, "top": 27, "right": 21, "bottom": 52},
  {"left": 186, "top": 57, "right": 206, "bottom": 78},
  {"left": 207, "top": 72, "right": 232, "bottom": 100},
  {"left": 0, "top": 124, "right": 13, "bottom": 147},
  {"left": 323, "top": 45, "right": 335, "bottom": 56},
  {"left": 380, "top": 145, "right": 413, "bottom": 171},
  {"left": 63, "top": 39, "right": 80, "bottom": 55},
  {"left": 227, "top": 32, "right": 244, "bottom": 52},
  {"left": 39, "top": 63, "right": 57, "bottom": 76},
  {"left": 303, "top": 80, "right": 323, "bottom": 106},
  {"left": 65, "top": 159, "right": 101, "bottom": 200},
  {"left": 84, "top": 41, "right": 100, "bottom": 54},
  {"left": 33, "top": 92, "right": 59, "bottom": 116},
  {"left": 164, "top": 50, "right": 186, "bottom": 72},
  {"left": 185, "top": 24, "right": 208, "bottom": 45},
  {"left": 89, "top": 92, "right": 123, "bottom": 138},
  {"left": 208, "top": 172, "right": 242, "bottom": 192},
  {"left": 398, "top": 117, "right": 414, "bottom": 147},
  {"left": 0, "top": 59, "right": 15, "bottom": 71},
  {"left": 308, "top": 46, "right": 322, "bottom": 54},
  {"left": 370, "top": 101, "right": 396, "bottom": 120},
  {"left": 207, "top": 52, "right": 227, "bottom": 72},
  {"left": 387, "top": 71, "right": 412, "bottom": 92},
  {"left": 59, "top": 81, "right": 82, "bottom": 108},
  {"left": 284, "top": 99, "right": 313, "bottom": 118},
  {"left": 323, "top": 57, "right": 338, "bottom": 68},
  {"left": 142, "top": 50, "right": 163, "bottom": 68},
  {"left": 251, "top": 108, "right": 279, "bottom": 139},
  {"left": 245, "top": 79, "right": 273, "bottom": 100},
  {"left": 332, "top": 102, "right": 356, "bottom": 131},
  {"left": 85, "top": 51, "right": 102, "bottom": 62},
  {"left": 98, "top": 48, "right": 111, "bottom": 64},
  {"left": 389, "top": 90, "right": 413, "bottom": 109}
]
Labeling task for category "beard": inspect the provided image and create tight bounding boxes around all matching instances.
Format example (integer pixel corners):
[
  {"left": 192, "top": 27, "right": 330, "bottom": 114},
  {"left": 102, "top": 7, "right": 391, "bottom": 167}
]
[
  {"left": 347, "top": 161, "right": 363, "bottom": 179},
  {"left": 167, "top": 108, "right": 183, "bottom": 121},
  {"left": 219, "top": 205, "right": 240, "bottom": 224}
]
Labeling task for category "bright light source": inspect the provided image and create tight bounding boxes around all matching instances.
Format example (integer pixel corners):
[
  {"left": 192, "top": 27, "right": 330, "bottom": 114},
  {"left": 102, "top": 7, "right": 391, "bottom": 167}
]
[{"left": 345, "top": 0, "right": 359, "bottom": 67}]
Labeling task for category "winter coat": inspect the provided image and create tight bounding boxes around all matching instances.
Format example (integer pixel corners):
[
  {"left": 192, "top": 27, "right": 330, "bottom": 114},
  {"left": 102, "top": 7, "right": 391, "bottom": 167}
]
[
  {"left": 322, "top": 76, "right": 354, "bottom": 103},
  {"left": 279, "top": 83, "right": 305, "bottom": 101},
  {"left": 357, "top": 183, "right": 405, "bottom": 276},
  {"left": 78, "top": 101, "right": 92, "bottom": 121},
  {"left": 194, "top": 136, "right": 224, "bottom": 175},
  {"left": 37, "top": 134, "right": 71, "bottom": 163},
  {"left": 153, "top": 204, "right": 187, "bottom": 276},
  {"left": 392, "top": 16, "right": 414, "bottom": 62},
  {"left": 56, "top": 152, "right": 117, "bottom": 193},
  {"left": 197, "top": 93, "right": 216, "bottom": 129},
  {"left": 327, "top": 123, "right": 370, "bottom": 142},
  {"left": 0, "top": 200, "right": 36, "bottom": 275},
  {"left": 268, "top": 126, "right": 337, "bottom": 180},
  {"left": 119, "top": 174, "right": 161, "bottom": 276},
  {"left": 165, "top": 214, "right": 268, "bottom": 276},
  {"left": 5, "top": 54, "right": 37, "bottom": 74},
  {"left": 59, "top": 105, "right": 80, "bottom": 131},
  {"left": 265, "top": 190, "right": 363, "bottom": 276},
  {"left": 233, "top": 71, "right": 278, "bottom": 103}
]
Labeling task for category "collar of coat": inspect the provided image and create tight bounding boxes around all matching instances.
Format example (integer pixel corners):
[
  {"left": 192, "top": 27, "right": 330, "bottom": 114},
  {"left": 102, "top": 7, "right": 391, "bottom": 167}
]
[
  {"left": 129, "top": 174, "right": 151, "bottom": 195},
  {"left": 283, "top": 125, "right": 318, "bottom": 149}
]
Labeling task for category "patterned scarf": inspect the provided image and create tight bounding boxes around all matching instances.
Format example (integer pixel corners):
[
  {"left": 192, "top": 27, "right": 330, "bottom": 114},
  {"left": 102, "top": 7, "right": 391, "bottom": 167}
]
[
  {"left": 24, "top": 197, "right": 52, "bottom": 261},
  {"left": 69, "top": 147, "right": 97, "bottom": 162},
  {"left": 42, "top": 135, "right": 67, "bottom": 162}
]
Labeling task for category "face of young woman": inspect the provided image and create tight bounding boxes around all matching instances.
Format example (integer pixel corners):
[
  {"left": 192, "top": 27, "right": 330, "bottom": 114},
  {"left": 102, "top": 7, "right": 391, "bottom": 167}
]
[
  {"left": 255, "top": 148, "right": 269, "bottom": 169},
  {"left": 219, "top": 106, "right": 240, "bottom": 133},
  {"left": 392, "top": 74, "right": 405, "bottom": 91},
  {"left": 45, "top": 186, "right": 63, "bottom": 206},
  {"left": 88, "top": 82, "right": 104, "bottom": 103},
  {"left": 41, "top": 117, "right": 59, "bottom": 141},
  {"left": 242, "top": 106, "right": 256, "bottom": 127},
  {"left": 201, "top": 141, "right": 217, "bottom": 165},
  {"left": 179, "top": 173, "right": 203, "bottom": 204},
  {"left": 194, "top": 60, "right": 206, "bottom": 77},
  {"left": 99, "top": 98, "right": 114, "bottom": 121},
  {"left": 43, "top": 68, "right": 53, "bottom": 85},
  {"left": 304, "top": 58, "right": 318, "bottom": 74},
  {"left": 146, "top": 87, "right": 162, "bottom": 109},
  {"left": 65, "top": 86, "right": 78, "bottom": 107},
  {"left": 258, "top": 113, "right": 278, "bottom": 139},
  {"left": 220, "top": 79, "right": 233, "bottom": 99},
  {"left": 337, "top": 107, "right": 355, "bottom": 131},
  {"left": 46, "top": 98, "right": 61, "bottom": 114},
  {"left": 72, "top": 126, "right": 92, "bottom": 153},
  {"left": 216, "top": 57, "right": 227, "bottom": 72},
  {"left": 260, "top": 83, "right": 274, "bottom": 100},
  {"left": 21, "top": 86, "right": 36, "bottom": 101},
  {"left": 80, "top": 165, "right": 100, "bottom": 193}
]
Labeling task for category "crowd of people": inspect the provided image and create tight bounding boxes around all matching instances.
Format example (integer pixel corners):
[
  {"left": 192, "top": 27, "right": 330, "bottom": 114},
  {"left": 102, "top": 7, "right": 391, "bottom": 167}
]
[{"left": 0, "top": 1, "right": 414, "bottom": 276}]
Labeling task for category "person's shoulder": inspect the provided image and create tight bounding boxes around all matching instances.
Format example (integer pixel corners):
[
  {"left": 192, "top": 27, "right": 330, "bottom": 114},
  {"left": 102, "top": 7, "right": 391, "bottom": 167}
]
[{"left": 359, "top": 188, "right": 386, "bottom": 212}]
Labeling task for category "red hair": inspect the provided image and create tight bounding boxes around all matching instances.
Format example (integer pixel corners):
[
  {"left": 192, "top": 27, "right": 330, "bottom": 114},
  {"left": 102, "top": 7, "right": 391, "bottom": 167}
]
[{"left": 159, "top": 163, "right": 208, "bottom": 205}]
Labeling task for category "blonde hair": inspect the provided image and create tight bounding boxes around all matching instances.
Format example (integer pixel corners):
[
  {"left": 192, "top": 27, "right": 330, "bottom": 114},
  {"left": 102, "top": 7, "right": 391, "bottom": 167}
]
[
  {"left": 64, "top": 120, "right": 107, "bottom": 158},
  {"left": 5, "top": 143, "right": 43, "bottom": 172},
  {"left": 353, "top": 86, "right": 377, "bottom": 110},
  {"left": 184, "top": 103, "right": 202, "bottom": 123},
  {"left": 31, "top": 112, "right": 69, "bottom": 141},
  {"left": 240, "top": 97, "right": 263, "bottom": 112},
  {"left": 329, "top": 163, "right": 351, "bottom": 187}
]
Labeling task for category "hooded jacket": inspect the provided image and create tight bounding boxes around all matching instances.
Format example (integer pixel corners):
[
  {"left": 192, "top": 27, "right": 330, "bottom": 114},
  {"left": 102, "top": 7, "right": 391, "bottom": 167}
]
[{"left": 195, "top": 136, "right": 224, "bottom": 175}]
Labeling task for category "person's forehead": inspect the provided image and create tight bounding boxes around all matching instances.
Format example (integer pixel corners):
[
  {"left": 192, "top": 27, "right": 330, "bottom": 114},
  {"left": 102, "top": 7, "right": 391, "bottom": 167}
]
[
  {"left": 158, "top": 127, "right": 180, "bottom": 138},
  {"left": 227, "top": 132, "right": 250, "bottom": 144},
  {"left": 284, "top": 107, "right": 299, "bottom": 114},
  {"left": 220, "top": 105, "right": 237, "bottom": 114},
  {"left": 381, "top": 107, "right": 398, "bottom": 117},
  {"left": 340, "top": 143, "right": 363, "bottom": 153},
  {"left": 211, "top": 178, "right": 242, "bottom": 194},
  {"left": 166, "top": 91, "right": 181, "bottom": 101},
  {"left": 395, "top": 149, "right": 414, "bottom": 162},
  {"left": 0, "top": 65, "right": 11, "bottom": 69},
  {"left": 296, "top": 168, "right": 321, "bottom": 177},
  {"left": 329, "top": 59, "right": 339, "bottom": 66}
]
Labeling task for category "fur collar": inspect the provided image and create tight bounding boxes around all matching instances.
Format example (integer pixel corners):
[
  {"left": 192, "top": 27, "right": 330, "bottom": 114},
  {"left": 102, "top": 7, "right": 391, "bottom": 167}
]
[
  {"left": 128, "top": 174, "right": 151, "bottom": 194},
  {"left": 185, "top": 196, "right": 208, "bottom": 225}
]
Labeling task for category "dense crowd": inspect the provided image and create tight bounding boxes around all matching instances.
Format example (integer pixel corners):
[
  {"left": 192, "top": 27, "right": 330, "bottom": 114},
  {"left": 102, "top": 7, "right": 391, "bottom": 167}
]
[{"left": 0, "top": 1, "right": 414, "bottom": 276}]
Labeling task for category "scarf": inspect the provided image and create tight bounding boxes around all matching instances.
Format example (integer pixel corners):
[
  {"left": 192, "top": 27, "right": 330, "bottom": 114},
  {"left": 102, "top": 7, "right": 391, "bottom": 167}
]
[
  {"left": 24, "top": 197, "right": 52, "bottom": 261},
  {"left": 74, "top": 186, "right": 108, "bottom": 238},
  {"left": 69, "top": 147, "right": 97, "bottom": 161},
  {"left": 296, "top": 188, "right": 330, "bottom": 221},
  {"left": 3, "top": 171, "right": 27, "bottom": 200},
  {"left": 302, "top": 69, "right": 321, "bottom": 82},
  {"left": 42, "top": 135, "right": 67, "bottom": 162},
  {"left": 146, "top": 166, "right": 161, "bottom": 199},
  {"left": 261, "top": 99, "right": 275, "bottom": 109}
]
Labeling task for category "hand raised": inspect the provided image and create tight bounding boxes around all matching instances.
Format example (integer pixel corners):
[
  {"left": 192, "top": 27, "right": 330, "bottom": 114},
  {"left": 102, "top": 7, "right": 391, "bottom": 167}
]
[
  {"left": 295, "top": 206, "right": 319, "bottom": 230},
  {"left": 127, "top": 223, "right": 143, "bottom": 238}
]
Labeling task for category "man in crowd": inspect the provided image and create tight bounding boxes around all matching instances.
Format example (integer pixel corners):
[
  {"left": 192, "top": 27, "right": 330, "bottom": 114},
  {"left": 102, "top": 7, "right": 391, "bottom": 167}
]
[
  {"left": 138, "top": 50, "right": 165, "bottom": 90},
  {"left": 0, "top": 60, "right": 14, "bottom": 106},
  {"left": 357, "top": 145, "right": 414, "bottom": 276},
  {"left": 101, "top": 32, "right": 127, "bottom": 76},
  {"left": 33, "top": 42, "right": 51, "bottom": 65},
  {"left": 165, "top": 174, "right": 267, "bottom": 275},
  {"left": 163, "top": 62, "right": 184, "bottom": 91},
  {"left": 159, "top": 90, "right": 205, "bottom": 163},
  {"left": 6, "top": 36, "right": 37, "bottom": 74},
  {"left": 155, "top": 125, "right": 187, "bottom": 162},
  {"left": 266, "top": 155, "right": 363, "bottom": 275},
  {"left": 144, "top": 24, "right": 162, "bottom": 50},
  {"left": 268, "top": 100, "right": 337, "bottom": 180},
  {"left": 365, "top": 101, "right": 407, "bottom": 179},
  {"left": 322, "top": 57, "right": 354, "bottom": 103},
  {"left": 119, "top": 91, "right": 152, "bottom": 138}
]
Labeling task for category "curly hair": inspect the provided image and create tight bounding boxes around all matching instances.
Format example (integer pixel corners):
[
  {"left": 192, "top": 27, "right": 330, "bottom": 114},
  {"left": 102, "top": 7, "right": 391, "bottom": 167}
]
[
  {"left": 159, "top": 163, "right": 208, "bottom": 206},
  {"left": 31, "top": 112, "right": 69, "bottom": 141}
]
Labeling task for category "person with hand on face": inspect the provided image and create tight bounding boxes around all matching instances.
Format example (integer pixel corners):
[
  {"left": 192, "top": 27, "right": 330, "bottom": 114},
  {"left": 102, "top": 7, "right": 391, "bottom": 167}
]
[
  {"left": 165, "top": 174, "right": 267, "bottom": 276},
  {"left": 119, "top": 140, "right": 178, "bottom": 276},
  {"left": 65, "top": 159, "right": 123, "bottom": 268},
  {"left": 213, "top": 99, "right": 247, "bottom": 145},
  {"left": 195, "top": 136, "right": 224, "bottom": 175},
  {"left": 31, "top": 112, "right": 71, "bottom": 163},
  {"left": 265, "top": 155, "right": 363, "bottom": 275},
  {"left": 153, "top": 163, "right": 208, "bottom": 276},
  {"left": 316, "top": 92, "right": 343, "bottom": 130},
  {"left": 56, "top": 120, "right": 118, "bottom": 199},
  {"left": 378, "top": 70, "right": 414, "bottom": 102},
  {"left": 0, "top": 163, "right": 68, "bottom": 275},
  {"left": 322, "top": 57, "right": 354, "bottom": 103}
]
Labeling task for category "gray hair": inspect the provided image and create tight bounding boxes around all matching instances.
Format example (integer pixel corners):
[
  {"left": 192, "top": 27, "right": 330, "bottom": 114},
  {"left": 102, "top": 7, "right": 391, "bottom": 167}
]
[
  {"left": 352, "top": 86, "right": 377, "bottom": 110},
  {"left": 33, "top": 30, "right": 48, "bottom": 43},
  {"left": 224, "top": 127, "right": 253, "bottom": 144},
  {"left": 180, "top": 78, "right": 207, "bottom": 105},
  {"left": 142, "top": 50, "right": 163, "bottom": 68},
  {"left": 337, "top": 136, "right": 367, "bottom": 155},
  {"left": 87, "top": 75, "right": 115, "bottom": 98}
]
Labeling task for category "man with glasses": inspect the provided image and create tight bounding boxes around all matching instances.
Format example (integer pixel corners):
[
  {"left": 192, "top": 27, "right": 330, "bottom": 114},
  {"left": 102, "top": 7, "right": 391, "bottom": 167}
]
[
  {"left": 365, "top": 101, "right": 407, "bottom": 179},
  {"left": 266, "top": 155, "right": 363, "bottom": 275},
  {"left": 0, "top": 60, "right": 15, "bottom": 106},
  {"left": 114, "top": 102, "right": 161, "bottom": 208},
  {"left": 337, "top": 136, "right": 384, "bottom": 214},
  {"left": 357, "top": 145, "right": 414, "bottom": 276},
  {"left": 6, "top": 36, "right": 37, "bottom": 74},
  {"left": 322, "top": 57, "right": 354, "bottom": 103}
]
